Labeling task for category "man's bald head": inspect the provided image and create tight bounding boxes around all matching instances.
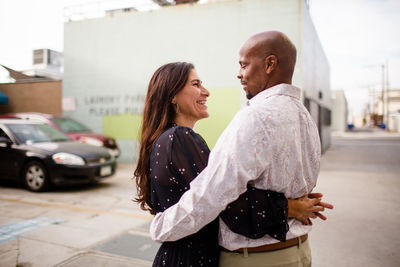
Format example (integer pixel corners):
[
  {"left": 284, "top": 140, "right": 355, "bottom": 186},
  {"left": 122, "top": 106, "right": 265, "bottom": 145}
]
[
  {"left": 245, "top": 31, "right": 297, "bottom": 72},
  {"left": 237, "top": 31, "right": 297, "bottom": 98}
]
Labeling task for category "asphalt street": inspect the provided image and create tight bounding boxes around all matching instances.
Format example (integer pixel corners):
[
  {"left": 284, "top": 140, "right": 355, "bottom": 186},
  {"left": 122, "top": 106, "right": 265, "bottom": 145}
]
[
  {"left": 310, "top": 131, "right": 400, "bottom": 267},
  {"left": 0, "top": 130, "right": 399, "bottom": 267}
]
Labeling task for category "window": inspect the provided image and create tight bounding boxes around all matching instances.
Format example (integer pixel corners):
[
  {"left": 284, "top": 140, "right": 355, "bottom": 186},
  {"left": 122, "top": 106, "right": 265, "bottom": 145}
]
[
  {"left": 0, "top": 128, "right": 12, "bottom": 147},
  {"left": 0, "top": 128, "right": 11, "bottom": 140},
  {"left": 50, "top": 118, "right": 91, "bottom": 133},
  {"left": 321, "top": 107, "right": 331, "bottom": 126},
  {"left": 304, "top": 98, "right": 310, "bottom": 112},
  {"left": 6, "top": 124, "right": 70, "bottom": 144}
]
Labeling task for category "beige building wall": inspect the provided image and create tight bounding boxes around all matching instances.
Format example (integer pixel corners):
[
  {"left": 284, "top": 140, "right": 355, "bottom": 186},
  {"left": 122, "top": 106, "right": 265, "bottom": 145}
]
[
  {"left": 385, "top": 89, "right": 400, "bottom": 132},
  {"left": 0, "top": 81, "right": 62, "bottom": 115}
]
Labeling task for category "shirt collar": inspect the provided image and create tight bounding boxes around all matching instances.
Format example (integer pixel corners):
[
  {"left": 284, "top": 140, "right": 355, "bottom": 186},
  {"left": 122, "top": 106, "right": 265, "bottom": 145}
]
[{"left": 247, "top": 83, "right": 301, "bottom": 106}]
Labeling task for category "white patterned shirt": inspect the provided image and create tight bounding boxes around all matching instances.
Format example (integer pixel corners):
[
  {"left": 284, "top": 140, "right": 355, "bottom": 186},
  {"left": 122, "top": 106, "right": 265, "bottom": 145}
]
[{"left": 150, "top": 83, "right": 321, "bottom": 250}]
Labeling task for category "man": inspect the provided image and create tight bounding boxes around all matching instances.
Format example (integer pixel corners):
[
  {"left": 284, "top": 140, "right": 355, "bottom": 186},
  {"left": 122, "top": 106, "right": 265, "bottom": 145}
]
[{"left": 150, "top": 31, "right": 332, "bottom": 266}]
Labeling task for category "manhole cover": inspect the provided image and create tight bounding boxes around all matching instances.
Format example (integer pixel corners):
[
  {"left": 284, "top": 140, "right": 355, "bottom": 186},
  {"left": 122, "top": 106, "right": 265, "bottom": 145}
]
[{"left": 93, "top": 233, "right": 160, "bottom": 262}]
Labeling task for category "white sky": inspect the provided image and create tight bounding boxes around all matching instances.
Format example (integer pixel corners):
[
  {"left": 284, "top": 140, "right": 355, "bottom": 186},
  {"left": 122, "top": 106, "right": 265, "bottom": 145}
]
[
  {"left": 1, "top": 0, "right": 399, "bottom": 115},
  {"left": 309, "top": 0, "right": 400, "bottom": 116}
]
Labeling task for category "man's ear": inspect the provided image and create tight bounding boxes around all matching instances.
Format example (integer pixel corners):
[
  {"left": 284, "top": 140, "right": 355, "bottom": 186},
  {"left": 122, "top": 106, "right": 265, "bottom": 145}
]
[{"left": 265, "top": 55, "right": 277, "bottom": 74}]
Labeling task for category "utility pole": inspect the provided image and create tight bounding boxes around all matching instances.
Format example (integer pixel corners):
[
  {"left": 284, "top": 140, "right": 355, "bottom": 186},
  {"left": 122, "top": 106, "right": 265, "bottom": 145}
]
[
  {"left": 386, "top": 60, "right": 390, "bottom": 130},
  {"left": 369, "top": 85, "right": 376, "bottom": 127},
  {"left": 381, "top": 64, "right": 386, "bottom": 128}
]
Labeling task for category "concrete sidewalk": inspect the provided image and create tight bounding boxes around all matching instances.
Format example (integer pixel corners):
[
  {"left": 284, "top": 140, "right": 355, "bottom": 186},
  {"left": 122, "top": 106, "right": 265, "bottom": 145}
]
[{"left": 1, "top": 131, "right": 399, "bottom": 266}]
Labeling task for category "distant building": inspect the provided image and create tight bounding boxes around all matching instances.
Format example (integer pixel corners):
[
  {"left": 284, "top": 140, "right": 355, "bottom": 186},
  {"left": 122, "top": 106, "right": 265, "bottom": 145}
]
[
  {"left": 0, "top": 49, "right": 63, "bottom": 115},
  {"left": 63, "top": 0, "right": 331, "bottom": 162},
  {"left": 0, "top": 80, "right": 62, "bottom": 115},
  {"left": 375, "top": 89, "right": 400, "bottom": 132},
  {"left": 331, "top": 90, "right": 348, "bottom": 132}
]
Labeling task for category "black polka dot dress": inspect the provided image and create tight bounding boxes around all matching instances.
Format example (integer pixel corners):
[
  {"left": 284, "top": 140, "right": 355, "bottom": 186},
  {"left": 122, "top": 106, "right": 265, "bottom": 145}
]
[{"left": 151, "top": 126, "right": 219, "bottom": 267}]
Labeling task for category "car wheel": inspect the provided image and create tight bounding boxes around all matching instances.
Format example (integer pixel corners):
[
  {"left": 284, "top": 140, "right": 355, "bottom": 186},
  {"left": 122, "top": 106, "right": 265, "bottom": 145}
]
[{"left": 22, "top": 161, "right": 49, "bottom": 192}]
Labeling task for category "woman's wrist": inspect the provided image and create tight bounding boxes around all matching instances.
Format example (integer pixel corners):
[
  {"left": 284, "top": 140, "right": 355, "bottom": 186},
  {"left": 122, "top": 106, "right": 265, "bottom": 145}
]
[{"left": 287, "top": 199, "right": 300, "bottom": 219}]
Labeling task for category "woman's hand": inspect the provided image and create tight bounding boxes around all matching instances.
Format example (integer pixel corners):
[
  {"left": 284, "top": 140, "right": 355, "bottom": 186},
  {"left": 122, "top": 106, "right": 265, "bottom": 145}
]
[{"left": 288, "top": 193, "right": 334, "bottom": 225}]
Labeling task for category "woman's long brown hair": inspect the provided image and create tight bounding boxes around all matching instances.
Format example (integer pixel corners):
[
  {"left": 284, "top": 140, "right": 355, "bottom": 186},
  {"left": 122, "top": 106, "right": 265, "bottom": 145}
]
[{"left": 134, "top": 62, "right": 194, "bottom": 215}]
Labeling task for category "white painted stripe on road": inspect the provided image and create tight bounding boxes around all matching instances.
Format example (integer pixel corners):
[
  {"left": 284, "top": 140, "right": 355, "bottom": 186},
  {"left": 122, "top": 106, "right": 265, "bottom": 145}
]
[
  {"left": 0, "top": 216, "right": 65, "bottom": 244},
  {"left": 0, "top": 197, "right": 153, "bottom": 221}
]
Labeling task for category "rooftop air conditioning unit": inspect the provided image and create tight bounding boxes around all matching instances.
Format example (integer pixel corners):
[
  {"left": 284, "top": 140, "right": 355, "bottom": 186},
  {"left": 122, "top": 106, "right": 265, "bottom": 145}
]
[{"left": 33, "top": 49, "right": 62, "bottom": 69}]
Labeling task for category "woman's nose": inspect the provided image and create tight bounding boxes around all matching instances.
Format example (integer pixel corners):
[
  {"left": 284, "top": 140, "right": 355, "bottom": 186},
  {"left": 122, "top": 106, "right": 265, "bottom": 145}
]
[{"left": 201, "top": 86, "right": 210, "bottom": 97}]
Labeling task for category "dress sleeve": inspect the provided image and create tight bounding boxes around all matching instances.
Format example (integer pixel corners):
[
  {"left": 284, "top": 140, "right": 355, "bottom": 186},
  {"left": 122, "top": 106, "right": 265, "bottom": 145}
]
[
  {"left": 219, "top": 186, "right": 289, "bottom": 242},
  {"left": 169, "top": 127, "right": 210, "bottom": 185},
  {"left": 150, "top": 126, "right": 210, "bottom": 213}
]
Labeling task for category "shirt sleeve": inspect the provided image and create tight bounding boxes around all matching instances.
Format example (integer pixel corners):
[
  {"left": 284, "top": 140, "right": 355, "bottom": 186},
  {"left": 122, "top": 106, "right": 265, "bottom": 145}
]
[{"left": 150, "top": 108, "right": 272, "bottom": 242}]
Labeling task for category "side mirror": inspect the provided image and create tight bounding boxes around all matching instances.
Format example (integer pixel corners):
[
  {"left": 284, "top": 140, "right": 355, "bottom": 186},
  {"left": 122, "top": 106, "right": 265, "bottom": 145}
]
[{"left": 0, "top": 137, "right": 12, "bottom": 147}]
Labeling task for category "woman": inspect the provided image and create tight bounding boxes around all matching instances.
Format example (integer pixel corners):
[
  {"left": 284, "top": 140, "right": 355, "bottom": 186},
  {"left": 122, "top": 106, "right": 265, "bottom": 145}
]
[{"left": 134, "top": 62, "right": 310, "bottom": 266}]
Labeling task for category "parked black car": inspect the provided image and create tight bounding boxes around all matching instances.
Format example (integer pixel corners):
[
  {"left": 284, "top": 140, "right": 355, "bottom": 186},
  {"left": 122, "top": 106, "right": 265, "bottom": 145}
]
[{"left": 0, "top": 119, "right": 117, "bottom": 192}]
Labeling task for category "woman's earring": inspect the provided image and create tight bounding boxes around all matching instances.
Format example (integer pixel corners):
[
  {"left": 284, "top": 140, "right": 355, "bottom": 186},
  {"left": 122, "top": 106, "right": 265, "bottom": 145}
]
[
  {"left": 174, "top": 103, "right": 180, "bottom": 114},
  {"left": 172, "top": 98, "right": 179, "bottom": 114}
]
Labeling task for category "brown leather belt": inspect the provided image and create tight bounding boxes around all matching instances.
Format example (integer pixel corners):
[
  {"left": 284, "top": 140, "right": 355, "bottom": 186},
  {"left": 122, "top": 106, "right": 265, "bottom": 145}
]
[{"left": 223, "top": 234, "right": 308, "bottom": 253}]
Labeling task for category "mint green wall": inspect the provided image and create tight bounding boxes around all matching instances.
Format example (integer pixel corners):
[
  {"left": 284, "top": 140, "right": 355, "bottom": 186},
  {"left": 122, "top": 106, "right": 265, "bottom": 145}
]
[
  {"left": 102, "top": 87, "right": 240, "bottom": 162},
  {"left": 103, "top": 113, "right": 142, "bottom": 140},
  {"left": 196, "top": 88, "right": 240, "bottom": 149}
]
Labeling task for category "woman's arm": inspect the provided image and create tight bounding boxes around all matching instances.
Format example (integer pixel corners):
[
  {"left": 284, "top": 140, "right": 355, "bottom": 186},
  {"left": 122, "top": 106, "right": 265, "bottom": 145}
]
[
  {"left": 220, "top": 190, "right": 334, "bottom": 241},
  {"left": 219, "top": 186, "right": 289, "bottom": 241}
]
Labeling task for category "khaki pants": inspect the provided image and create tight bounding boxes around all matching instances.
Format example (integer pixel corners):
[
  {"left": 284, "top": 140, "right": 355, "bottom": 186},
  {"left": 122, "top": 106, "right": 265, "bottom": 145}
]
[{"left": 219, "top": 239, "right": 311, "bottom": 267}]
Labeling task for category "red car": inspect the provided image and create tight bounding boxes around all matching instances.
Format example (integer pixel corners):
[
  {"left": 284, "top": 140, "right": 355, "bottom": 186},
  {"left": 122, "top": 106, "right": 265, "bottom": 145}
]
[{"left": 0, "top": 113, "right": 120, "bottom": 158}]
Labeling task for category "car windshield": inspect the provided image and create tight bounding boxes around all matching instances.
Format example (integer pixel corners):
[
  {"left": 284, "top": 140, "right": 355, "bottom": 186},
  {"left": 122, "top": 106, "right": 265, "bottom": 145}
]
[
  {"left": 50, "top": 117, "right": 91, "bottom": 133},
  {"left": 6, "top": 123, "right": 71, "bottom": 144}
]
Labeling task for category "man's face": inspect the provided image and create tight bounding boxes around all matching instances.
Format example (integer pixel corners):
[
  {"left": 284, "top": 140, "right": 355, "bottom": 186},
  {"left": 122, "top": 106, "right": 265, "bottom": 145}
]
[{"left": 237, "top": 46, "right": 268, "bottom": 99}]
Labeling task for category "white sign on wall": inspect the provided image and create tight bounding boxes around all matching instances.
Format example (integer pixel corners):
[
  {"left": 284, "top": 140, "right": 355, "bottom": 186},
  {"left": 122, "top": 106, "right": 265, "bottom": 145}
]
[{"left": 62, "top": 97, "right": 76, "bottom": 111}]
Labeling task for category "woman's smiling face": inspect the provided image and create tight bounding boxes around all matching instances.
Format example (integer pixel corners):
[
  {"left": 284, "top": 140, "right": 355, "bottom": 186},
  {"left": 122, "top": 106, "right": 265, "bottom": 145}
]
[{"left": 173, "top": 69, "right": 210, "bottom": 126}]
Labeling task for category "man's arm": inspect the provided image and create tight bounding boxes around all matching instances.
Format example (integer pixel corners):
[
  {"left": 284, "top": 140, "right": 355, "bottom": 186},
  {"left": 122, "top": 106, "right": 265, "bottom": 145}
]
[{"left": 150, "top": 109, "right": 270, "bottom": 242}]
